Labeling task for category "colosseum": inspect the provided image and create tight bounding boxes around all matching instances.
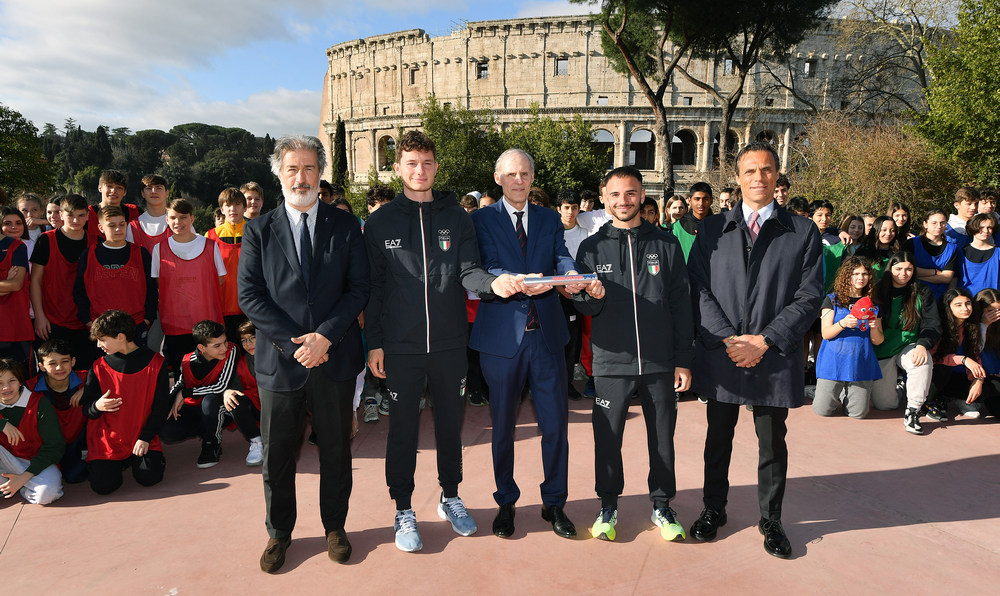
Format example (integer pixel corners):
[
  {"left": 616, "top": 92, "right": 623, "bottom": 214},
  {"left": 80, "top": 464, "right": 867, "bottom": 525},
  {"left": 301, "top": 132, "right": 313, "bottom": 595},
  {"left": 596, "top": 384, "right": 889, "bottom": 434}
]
[{"left": 318, "top": 14, "right": 857, "bottom": 196}]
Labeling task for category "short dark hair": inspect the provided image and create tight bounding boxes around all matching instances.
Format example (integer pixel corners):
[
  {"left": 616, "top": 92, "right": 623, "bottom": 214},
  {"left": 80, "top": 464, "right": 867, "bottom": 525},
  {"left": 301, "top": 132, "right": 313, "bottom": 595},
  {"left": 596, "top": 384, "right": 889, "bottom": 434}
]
[
  {"left": 688, "top": 181, "right": 713, "bottom": 197},
  {"left": 956, "top": 186, "right": 980, "bottom": 205},
  {"left": 602, "top": 166, "right": 643, "bottom": 187},
  {"left": 332, "top": 197, "right": 354, "bottom": 214},
  {"left": 142, "top": 174, "right": 168, "bottom": 188},
  {"left": 775, "top": 174, "right": 791, "bottom": 189},
  {"left": 721, "top": 187, "right": 735, "bottom": 194},
  {"left": 580, "top": 189, "right": 599, "bottom": 204},
  {"left": 556, "top": 189, "right": 581, "bottom": 207},
  {"left": 485, "top": 187, "right": 503, "bottom": 201},
  {"left": 60, "top": 194, "right": 88, "bottom": 212},
  {"left": 0, "top": 358, "right": 26, "bottom": 387},
  {"left": 786, "top": 196, "right": 810, "bottom": 214},
  {"left": 90, "top": 309, "right": 136, "bottom": 342},
  {"left": 459, "top": 194, "right": 479, "bottom": 210},
  {"left": 237, "top": 318, "right": 256, "bottom": 337},
  {"left": 37, "top": 339, "right": 73, "bottom": 361},
  {"left": 396, "top": 130, "right": 436, "bottom": 161},
  {"left": 98, "top": 205, "right": 125, "bottom": 221},
  {"left": 366, "top": 184, "right": 395, "bottom": 207},
  {"left": 981, "top": 187, "right": 999, "bottom": 202},
  {"left": 99, "top": 169, "right": 128, "bottom": 190},
  {"left": 734, "top": 141, "right": 781, "bottom": 174},
  {"left": 166, "top": 198, "right": 193, "bottom": 215},
  {"left": 809, "top": 200, "right": 834, "bottom": 216},
  {"left": 193, "top": 320, "right": 226, "bottom": 346},
  {"left": 218, "top": 187, "right": 247, "bottom": 208},
  {"left": 319, "top": 180, "right": 334, "bottom": 194},
  {"left": 641, "top": 197, "right": 659, "bottom": 212}
]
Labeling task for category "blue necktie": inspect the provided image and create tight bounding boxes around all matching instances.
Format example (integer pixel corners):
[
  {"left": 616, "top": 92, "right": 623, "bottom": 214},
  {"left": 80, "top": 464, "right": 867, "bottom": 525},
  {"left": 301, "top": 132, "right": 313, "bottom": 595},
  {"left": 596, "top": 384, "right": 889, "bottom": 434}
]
[{"left": 299, "top": 212, "right": 312, "bottom": 289}]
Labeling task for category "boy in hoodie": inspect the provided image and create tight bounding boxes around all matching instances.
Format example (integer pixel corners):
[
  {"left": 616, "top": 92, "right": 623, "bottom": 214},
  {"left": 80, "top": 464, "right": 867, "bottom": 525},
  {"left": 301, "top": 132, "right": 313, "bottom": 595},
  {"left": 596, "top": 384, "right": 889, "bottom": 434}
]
[{"left": 573, "top": 166, "right": 693, "bottom": 543}]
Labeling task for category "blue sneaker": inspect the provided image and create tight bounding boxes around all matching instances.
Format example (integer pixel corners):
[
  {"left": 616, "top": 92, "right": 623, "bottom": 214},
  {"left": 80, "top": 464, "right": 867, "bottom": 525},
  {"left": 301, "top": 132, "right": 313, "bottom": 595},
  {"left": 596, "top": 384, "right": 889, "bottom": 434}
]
[
  {"left": 437, "top": 494, "right": 478, "bottom": 536},
  {"left": 394, "top": 509, "right": 422, "bottom": 552},
  {"left": 584, "top": 377, "right": 597, "bottom": 398}
]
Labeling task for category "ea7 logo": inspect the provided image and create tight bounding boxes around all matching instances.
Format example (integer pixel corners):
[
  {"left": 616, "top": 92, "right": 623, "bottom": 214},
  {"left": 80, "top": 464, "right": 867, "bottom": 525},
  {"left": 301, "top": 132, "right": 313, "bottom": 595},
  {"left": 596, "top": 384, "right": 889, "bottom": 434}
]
[
  {"left": 595, "top": 264, "right": 613, "bottom": 274},
  {"left": 388, "top": 390, "right": 399, "bottom": 401},
  {"left": 385, "top": 239, "right": 402, "bottom": 249},
  {"left": 595, "top": 398, "right": 611, "bottom": 409}
]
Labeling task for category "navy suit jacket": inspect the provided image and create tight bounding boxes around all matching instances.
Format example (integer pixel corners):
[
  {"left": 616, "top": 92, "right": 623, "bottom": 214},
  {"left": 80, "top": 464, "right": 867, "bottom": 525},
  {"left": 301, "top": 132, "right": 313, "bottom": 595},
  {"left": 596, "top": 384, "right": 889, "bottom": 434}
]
[
  {"left": 238, "top": 201, "right": 370, "bottom": 391},
  {"left": 469, "top": 200, "right": 576, "bottom": 358}
]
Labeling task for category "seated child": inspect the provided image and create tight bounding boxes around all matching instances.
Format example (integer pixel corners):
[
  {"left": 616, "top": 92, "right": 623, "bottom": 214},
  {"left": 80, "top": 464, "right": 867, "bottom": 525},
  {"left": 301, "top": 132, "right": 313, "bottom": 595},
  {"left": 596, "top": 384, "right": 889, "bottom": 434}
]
[
  {"left": 82, "top": 310, "right": 170, "bottom": 495},
  {"left": 164, "top": 320, "right": 262, "bottom": 468},
  {"left": 26, "top": 340, "right": 88, "bottom": 483},
  {"left": 0, "top": 358, "right": 65, "bottom": 504}
]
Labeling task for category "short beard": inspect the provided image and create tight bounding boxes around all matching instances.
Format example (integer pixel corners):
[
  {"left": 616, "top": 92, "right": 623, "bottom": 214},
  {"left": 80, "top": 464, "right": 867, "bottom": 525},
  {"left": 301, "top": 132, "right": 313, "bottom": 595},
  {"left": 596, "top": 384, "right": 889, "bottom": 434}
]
[{"left": 282, "top": 184, "right": 317, "bottom": 208}]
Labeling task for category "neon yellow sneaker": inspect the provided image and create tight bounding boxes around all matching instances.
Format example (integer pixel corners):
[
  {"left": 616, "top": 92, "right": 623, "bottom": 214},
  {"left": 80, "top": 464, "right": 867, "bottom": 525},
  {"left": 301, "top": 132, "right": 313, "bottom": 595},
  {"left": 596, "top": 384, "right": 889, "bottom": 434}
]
[
  {"left": 652, "top": 507, "right": 686, "bottom": 542},
  {"left": 590, "top": 507, "right": 617, "bottom": 541}
]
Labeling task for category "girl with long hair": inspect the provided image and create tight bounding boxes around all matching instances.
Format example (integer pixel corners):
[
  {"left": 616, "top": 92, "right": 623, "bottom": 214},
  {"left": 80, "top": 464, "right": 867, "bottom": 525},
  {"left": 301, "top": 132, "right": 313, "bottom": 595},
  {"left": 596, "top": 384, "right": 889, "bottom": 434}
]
[
  {"left": 856, "top": 215, "right": 900, "bottom": 278},
  {"left": 813, "top": 256, "right": 883, "bottom": 418},
  {"left": 888, "top": 201, "right": 914, "bottom": 240},
  {"left": 840, "top": 214, "right": 865, "bottom": 255},
  {"left": 970, "top": 289, "right": 1000, "bottom": 419},
  {"left": 871, "top": 252, "right": 941, "bottom": 434},
  {"left": 927, "top": 288, "right": 985, "bottom": 423},
  {"left": 958, "top": 213, "right": 999, "bottom": 297},
  {"left": 903, "top": 208, "right": 958, "bottom": 301}
]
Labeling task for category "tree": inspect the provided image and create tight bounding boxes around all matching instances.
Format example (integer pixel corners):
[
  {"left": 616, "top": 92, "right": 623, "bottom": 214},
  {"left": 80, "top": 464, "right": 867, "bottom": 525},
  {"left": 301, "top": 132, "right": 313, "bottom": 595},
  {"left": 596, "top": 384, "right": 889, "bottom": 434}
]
[
  {"left": 834, "top": 0, "right": 956, "bottom": 115},
  {"left": 916, "top": 0, "right": 1000, "bottom": 184},
  {"left": 674, "top": 0, "right": 836, "bottom": 175},
  {"left": 0, "top": 103, "right": 54, "bottom": 192},
  {"left": 420, "top": 96, "right": 504, "bottom": 195},
  {"left": 791, "top": 112, "right": 966, "bottom": 217},
  {"left": 331, "top": 117, "right": 348, "bottom": 188},
  {"left": 93, "top": 125, "right": 114, "bottom": 169}
]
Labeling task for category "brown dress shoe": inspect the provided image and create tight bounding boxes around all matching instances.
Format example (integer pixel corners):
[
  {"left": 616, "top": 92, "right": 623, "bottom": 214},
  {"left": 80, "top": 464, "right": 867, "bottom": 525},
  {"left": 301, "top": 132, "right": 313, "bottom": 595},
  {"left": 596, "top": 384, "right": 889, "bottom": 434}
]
[
  {"left": 327, "top": 529, "right": 352, "bottom": 563},
  {"left": 260, "top": 537, "right": 291, "bottom": 573}
]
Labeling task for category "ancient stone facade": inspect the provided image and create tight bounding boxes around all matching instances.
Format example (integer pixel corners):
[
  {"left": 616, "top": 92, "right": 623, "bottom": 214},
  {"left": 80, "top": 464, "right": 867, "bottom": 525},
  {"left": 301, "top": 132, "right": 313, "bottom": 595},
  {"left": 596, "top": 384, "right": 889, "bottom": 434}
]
[{"left": 319, "top": 15, "right": 856, "bottom": 196}]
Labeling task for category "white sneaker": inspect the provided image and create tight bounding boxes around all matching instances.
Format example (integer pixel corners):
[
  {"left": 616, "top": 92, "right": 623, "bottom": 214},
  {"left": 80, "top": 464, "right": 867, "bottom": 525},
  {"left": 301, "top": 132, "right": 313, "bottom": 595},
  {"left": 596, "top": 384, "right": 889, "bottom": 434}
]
[
  {"left": 394, "top": 509, "right": 423, "bottom": 552},
  {"left": 246, "top": 437, "right": 264, "bottom": 466},
  {"left": 955, "top": 400, "right": 982, "bottom": 418}
]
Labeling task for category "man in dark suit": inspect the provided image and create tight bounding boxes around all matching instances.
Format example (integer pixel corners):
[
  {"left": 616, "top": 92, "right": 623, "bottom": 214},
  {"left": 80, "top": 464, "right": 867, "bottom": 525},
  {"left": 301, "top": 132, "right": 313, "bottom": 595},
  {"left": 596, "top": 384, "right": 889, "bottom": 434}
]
[
  {"left": 470, "top": 148, "right": 588, "bottom": 540},
  {"left": 238, "top": 135, "right": 369, "bottom": 573},
  {"left": 687, "top": 140, "right": 823, "bottom": 559}
]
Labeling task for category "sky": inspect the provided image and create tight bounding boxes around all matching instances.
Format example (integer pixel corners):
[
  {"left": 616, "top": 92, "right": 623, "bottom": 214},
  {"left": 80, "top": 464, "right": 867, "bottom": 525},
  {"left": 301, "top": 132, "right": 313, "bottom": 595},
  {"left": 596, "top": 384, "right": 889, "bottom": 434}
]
[{"left": 0, "top": 0, "right": 593, "bottom": 138}]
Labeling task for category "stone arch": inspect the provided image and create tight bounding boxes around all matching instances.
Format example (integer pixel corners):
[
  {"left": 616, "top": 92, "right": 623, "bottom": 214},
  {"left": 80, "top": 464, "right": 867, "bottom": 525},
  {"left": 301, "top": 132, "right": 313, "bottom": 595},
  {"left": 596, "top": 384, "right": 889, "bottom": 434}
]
[
  {"left": 591, "top": 128, "right": 615, "bottom": 170},
  {"left": 628, "top": 128, "right": 655, "bottom": 170},
  {"left": 756, "top": 129, "right": 778, "bottom": 145},
  {"left": 353, "top": 136, "right": 373, "bottom": 175},
  {"left": 671, "top": 129, "right": 697, "bottom": 167},
  {"left": 711, "top": 129, "right": 739, "bottom": 168},
  {"left": 377, "top": 134, "right": 396, "bottom": 171}
]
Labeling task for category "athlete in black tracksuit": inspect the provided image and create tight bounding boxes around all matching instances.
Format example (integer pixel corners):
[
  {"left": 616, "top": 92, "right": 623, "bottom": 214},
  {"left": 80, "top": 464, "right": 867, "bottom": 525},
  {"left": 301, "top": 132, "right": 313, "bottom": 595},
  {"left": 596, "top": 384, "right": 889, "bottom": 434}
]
[
  {"left": 573, "top": 218, "right": 693, "bottom": 514},
  {"left": 364, "top": 190, "right": 498, "bottom": 511}
]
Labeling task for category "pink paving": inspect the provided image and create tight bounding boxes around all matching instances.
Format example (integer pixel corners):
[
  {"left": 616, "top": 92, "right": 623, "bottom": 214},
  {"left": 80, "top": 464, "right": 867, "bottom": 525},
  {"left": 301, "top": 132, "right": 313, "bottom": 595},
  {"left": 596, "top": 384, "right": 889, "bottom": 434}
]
[{"left": 3, "top": 394, "right": 998, "bottom": 595}]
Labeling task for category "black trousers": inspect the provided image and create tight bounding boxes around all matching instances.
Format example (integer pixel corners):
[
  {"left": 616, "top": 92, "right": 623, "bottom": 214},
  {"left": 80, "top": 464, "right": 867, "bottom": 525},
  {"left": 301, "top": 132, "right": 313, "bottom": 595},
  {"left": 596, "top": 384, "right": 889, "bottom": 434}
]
[
  {"left": 702, "top": 400, "right": 788, "bottom": 520},
  {"left": 384, "top": 347, "right": 467, "bottom": 510},
  {"left": 88, "top": 452, "right": 166, "bottom": 495},
  {"left": 561, "top": 296, "right": 583, "bottom": 385},
  {"left": 931, "top": 366, "right": 1000, "bottom": 418},
  {"left": 593, "top": 373, "right": 677, "bottom": 509},
  {"left": 162, "top": 333, "right": 195, "bottom": 379},
  {"left": 260, "top": 368, "right": 354, "bottom": 539}
]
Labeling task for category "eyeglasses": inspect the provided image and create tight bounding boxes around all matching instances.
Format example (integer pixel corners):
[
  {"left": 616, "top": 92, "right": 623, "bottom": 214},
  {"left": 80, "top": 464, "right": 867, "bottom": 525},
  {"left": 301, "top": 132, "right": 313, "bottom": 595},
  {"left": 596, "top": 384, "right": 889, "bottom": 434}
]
[{"left": 241, "top": 337, "right": 256, "bottom": 346}]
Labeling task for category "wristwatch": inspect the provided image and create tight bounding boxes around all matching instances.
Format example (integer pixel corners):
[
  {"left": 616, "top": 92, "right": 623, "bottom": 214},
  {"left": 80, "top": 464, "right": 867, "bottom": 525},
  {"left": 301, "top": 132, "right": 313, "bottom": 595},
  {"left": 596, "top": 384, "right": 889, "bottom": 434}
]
[{"left": 761, "top": 335, "right": 775, "bottom": 348}]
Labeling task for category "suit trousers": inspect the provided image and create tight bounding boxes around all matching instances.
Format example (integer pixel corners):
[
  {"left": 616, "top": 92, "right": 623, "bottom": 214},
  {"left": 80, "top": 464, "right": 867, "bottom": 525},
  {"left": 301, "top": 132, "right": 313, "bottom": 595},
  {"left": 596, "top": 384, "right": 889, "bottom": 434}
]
[
  {"left": 593, "top": 374, "right": 677, "bottom": 510},
  {"left": 384, "top": 347, "right": 468, "bottom": 510},
  {"left": 481, "top": 329, "right": 569, "bottom": 508},
  {"left": 702, "top": 399, "right": 788, "bottom": 520},
  {"left": 260, "top": 368, "right": 354, "bottom": 539}
]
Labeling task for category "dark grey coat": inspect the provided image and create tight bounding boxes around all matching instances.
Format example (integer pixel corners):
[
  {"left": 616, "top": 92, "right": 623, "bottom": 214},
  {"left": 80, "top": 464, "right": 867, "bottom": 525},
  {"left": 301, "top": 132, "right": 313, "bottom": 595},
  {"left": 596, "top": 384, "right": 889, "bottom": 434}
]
[{"left": 688, "top": 202, "right": 823, "bottom": 408}]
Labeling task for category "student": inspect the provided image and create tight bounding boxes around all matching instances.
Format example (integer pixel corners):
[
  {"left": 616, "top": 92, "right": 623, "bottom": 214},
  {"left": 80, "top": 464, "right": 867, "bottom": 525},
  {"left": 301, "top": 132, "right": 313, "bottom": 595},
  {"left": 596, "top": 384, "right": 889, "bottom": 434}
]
[
  {"left": 640, "top": 197, "right": 660, "bottom": 226},
  {"left": 74, "top": 205, "right": 157, "bottom": 345},
  {"left": 718, "top": 187, "right": 734, "bottom": 212},
  {"left": 229, "top": 319, "right": 261, "bottom": 415},
  {"left": 0, "top": 358, "right": 65, "bottom": 504},
  {"left": 45, "top": 197, "right": 64, "bottom": 231},
  {"left": 811, "top": 200, "right": 846, "bottom": 291},
  {"left": 979, "top": 188, "right": 997, "bottom": 215},
  {"left": 856, "top": 215, "right": 899, "bottom": 278},
  {"left": 972, "top": 288, "right": 1000, "bottom": 419},
  {"left": 773, "top": 174, "right": 790, "bottom": 206},
  {"left": 0, "top": 207, "right": 33, "bottom": 365},
  {"left": 672, "top": 181, "right": 713, "bottom": 261},
  {"left": 16, "top": 193, "right": 47, "bottom": 242},
  {"left": 572, "top": 166, "right": 692, "bottom": 543},
  {"left": 861, "top": 212, "right": 877, "bottom": 236},
  {"left": 151, "top": 198, "right": 226, "bottom": 376},
  {"left": 87, "top": 169, "right": 141, "bottom": 245},
  {"left": 903, "top": 209, "right": 958, "bottom": 300},
  {"left": 927, "top": 288, "right": 986, "bottom": 424},
  {"left": 2, "top": 205, "right": 33, "bottom": 257},
  {"left": 840, "top": 214, "right": 865, "bottom": 255},
  {"left": 240, "top": 182, "right": 265, "bottom": 219},
  {"left": 663, "top": 195, "right": 687, "bottom": 229},
  {"left": 205, "top": 188, "right": 247, "bottom": 345},
  {"left": 958, "top": 213, "right": 999, "bottom": 297},
  {"left": 556, "top": 189, "right": 590, "bottom": 400},
  {"left": 165, "top": 320, "right": 263, "bottom": 468},
  {"left": 786, "top": 196, "right": 810, "bottom": 218},
  {"left": 459, "top": 193, "right": 480, "bottom": 214},
  {"left": 870, "top": 252, "right": 939, "bottom": 434},
  {"left": 318, "top": 180, "right": 335, "bottom": 204},
  {"left": 26, "top": 340, "right": 88, "bottom": 483},
  {"left": 29, "top": 195, "right": 94, "bottom": 368},
  {"left": 82, "top": 310, "right": 169, "bottom": 494},
  {"left": 579, "top": 189, "right": 598, "bottom": 212},
  {"left": 131, "top": 175, "right": 172, "bottom": 253},
  {"left": 889, "top": 202, "right": 914, "bottom": 240},
  {"left": 946, "top": 187, "right": 980, "bottom": 249},
  {"left": 813, "top": 257, "right": 884, "bottom": 418}
]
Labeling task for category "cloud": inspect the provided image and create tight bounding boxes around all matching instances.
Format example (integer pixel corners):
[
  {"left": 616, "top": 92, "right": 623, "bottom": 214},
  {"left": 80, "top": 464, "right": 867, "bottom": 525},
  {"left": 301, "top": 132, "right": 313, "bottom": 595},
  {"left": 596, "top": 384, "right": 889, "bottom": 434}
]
[
  {"left": 516, "top": 0, "right": 596, "bottom": 18},
  {"left": 0, "top": 0, "right": 330, "bottom": 135}
]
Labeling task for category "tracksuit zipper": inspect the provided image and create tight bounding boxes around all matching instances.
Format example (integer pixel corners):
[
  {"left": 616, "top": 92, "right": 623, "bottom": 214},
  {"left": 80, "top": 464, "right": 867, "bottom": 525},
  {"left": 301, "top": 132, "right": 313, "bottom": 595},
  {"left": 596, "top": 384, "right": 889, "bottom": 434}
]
[
  {"left": 419, "top": 206, "right": 430, "bottom": 353},
  {"left": 627, "top": 233, "right": 642, "bottom": 375}
]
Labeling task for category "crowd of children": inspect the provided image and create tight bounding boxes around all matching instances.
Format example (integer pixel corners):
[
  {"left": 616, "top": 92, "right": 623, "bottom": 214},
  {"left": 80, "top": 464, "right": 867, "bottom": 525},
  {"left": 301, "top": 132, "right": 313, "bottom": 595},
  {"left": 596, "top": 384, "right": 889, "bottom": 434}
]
[{"left": 1, "top": 165, "right": 998, "bottom": 509}]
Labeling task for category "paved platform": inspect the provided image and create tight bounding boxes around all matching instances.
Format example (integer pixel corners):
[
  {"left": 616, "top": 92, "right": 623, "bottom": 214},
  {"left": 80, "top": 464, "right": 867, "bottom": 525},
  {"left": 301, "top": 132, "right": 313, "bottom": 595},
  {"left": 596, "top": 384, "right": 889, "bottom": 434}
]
[{"left": 2, "top": 393, "right": 998, "bottom": 595}]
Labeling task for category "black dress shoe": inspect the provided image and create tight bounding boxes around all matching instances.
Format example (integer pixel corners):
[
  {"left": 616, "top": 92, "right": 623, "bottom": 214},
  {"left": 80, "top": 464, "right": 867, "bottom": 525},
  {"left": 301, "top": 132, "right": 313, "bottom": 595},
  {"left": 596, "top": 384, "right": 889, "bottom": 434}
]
[
  {"left": 690, "top": 507, "right": 727, "bottom": 542},
  {"left": 541, "top": 505, "right": 577, "bottom": 538},
  {"left": 493, "top": 503, "right": 515, "bottom": 538},
  {"left": 567, "top": 384, "right": 583, "bottom": 401},
  {"left": 758, "top": 518, "right": 792, "bottom": 558}
]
